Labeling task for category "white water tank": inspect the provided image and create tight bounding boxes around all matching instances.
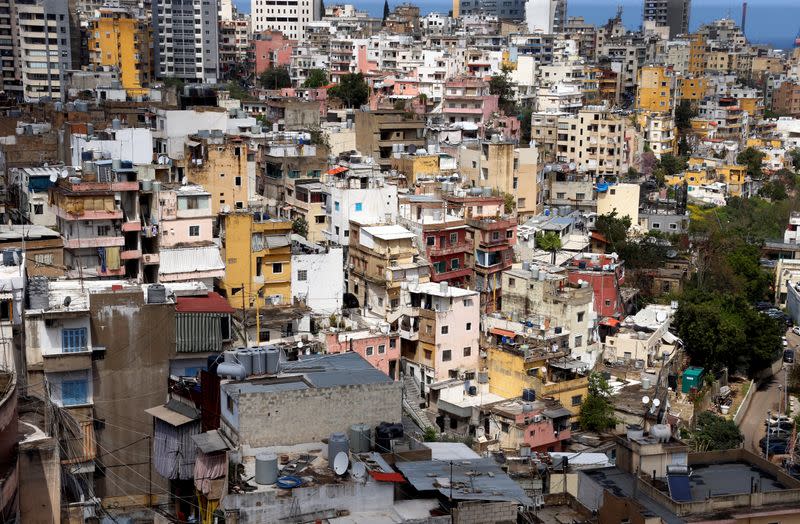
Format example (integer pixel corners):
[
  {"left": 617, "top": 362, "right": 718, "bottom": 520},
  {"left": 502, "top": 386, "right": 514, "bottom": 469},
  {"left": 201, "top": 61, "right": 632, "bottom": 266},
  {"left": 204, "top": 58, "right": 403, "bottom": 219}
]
[
  {"left": 651, "top": 424, "right": 671, "bottom": 443},
  {"left": 255, "top": 453, "right": 278, "bottom": 485}
]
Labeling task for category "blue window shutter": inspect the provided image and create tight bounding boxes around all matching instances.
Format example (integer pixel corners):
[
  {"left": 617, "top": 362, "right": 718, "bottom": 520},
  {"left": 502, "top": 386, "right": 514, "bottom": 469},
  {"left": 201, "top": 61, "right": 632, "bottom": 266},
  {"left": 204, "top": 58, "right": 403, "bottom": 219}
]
[
  {"left": 355, "top": 203, "right": 363, "bottom": 212},
  {"left": 62, "top": 328, "right": 87, "bottom": 353},
  {"left": 62, "top": 380, "right": 87, "bottom": 406}
]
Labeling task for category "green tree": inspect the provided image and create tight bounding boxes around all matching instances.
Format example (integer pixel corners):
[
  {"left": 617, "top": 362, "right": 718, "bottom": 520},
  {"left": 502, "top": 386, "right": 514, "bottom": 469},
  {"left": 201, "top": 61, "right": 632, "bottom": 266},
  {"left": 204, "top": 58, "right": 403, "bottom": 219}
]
[
  {"left": 736, "top": 147, "right": 766, "bottom": 179},
  {"left": 678, "top": 135, "right": 691, "bottom": 156},
  {"left": 675, "top": 99, "right": 696, "bottom": 131},
  {"left": 259, "top": 66, "right": 292, "bottom": 89},
  {"left": 502, "top": 192, "right": 516, "bottom": 214},
  {"left": 226, "top": 81, "right": 251, "bottom": 101},
  {"left": 759, "top": 180, "right": 788, "bottom": 201},
  {"left": 594, "top": 211, "right": 631, "bottom": 252},
  {"left": 536, "top": 231, "right": 562, "bottom": 265},
  {"left": 788, "top": 148, "right": 800, "bottom": 171},
  {"left": 329, "top": 73, "right": 370, "bottom": 108},
  {"left": 519, "top": 107, "right": 532, "bottom": 144},
  {"left": 292, "top": 216, "right": 308, "bottom": 238},
  {"left": 689, "top": 412, "right": 743, "bottom": 451},
  {"left": 658, "top": 153, "right": 687, "bottom": 177},
  {"left": 303, "top": 69, "right": 328, "bottom": 88},
  {"left": 579, "top": 373, "right": 617, "bottom": 432},
  {"left": 423, "top": 426, "right": 438, "bottom": 442},
  {"left": 489, "top": 73, "right": 516, "bottom": 114}
]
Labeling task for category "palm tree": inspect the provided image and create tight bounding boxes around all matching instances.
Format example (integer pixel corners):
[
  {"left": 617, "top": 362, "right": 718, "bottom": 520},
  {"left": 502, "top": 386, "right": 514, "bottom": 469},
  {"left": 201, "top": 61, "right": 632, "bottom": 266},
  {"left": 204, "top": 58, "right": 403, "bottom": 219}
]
[{"left": 536, "top": 231, "right": 562, "bottom": 265}]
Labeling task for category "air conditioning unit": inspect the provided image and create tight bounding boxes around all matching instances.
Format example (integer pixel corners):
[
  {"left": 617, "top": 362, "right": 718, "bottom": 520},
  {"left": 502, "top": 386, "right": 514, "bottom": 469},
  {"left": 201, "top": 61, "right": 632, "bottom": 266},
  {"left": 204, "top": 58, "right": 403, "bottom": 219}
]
[{"left": 533, "top": 415, "right": 543, "bottom": 423}]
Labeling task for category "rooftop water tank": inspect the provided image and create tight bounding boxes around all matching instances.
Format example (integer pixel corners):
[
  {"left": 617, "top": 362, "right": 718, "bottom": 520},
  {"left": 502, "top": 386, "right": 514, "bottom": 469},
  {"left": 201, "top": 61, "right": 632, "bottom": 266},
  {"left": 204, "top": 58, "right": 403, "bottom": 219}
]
[
  {"left": 112, "top": 118, "right": 121, "bottom": 130},
  {"left": 477, "top": 370, "right": 489, "bottom": 384},
  {"left": 223, "top": 350, "right": 237, "bottom": 363},
  {"left": 626, "top": 424, "right": 644, "bottom": 441},
  {"left": 236, "top": 349, "right": 253, "bottom": 376},
  {"left": 651, "top": 424, "right": 671, "bottom": 443},
  {"left": 328, "top": 433, "right": 349, "bottom": 471},
  {"left": 255, "top": 453, "right": 279, "bottom": 485},
  {"left": 348, "top": 423, "right": 371, "bottom": 453},
  {"left": 265, "top": 347, "right": 280, "bottom": 374},
  {"left": 147, "top": 284, "right": 167, "bottom": 304},
  {"left": 216, "top": 362, "right": 245, "bottom": 380},
  {"left": 252, "top": 348, "right": 267, "bottom": 375}
]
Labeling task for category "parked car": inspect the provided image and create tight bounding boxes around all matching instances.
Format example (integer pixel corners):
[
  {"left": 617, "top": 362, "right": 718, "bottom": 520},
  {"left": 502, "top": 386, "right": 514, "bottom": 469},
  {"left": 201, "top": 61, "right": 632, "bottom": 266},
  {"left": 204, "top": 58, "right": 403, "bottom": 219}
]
[
  {"left": 767, "top": 414, "right": 791, "bottom": 425},
  {"left": 760, "top": 438, "right": 789, "bottom": 455},
  {"left": 786, "top": 349, "right": 796, "bottom": 364},
  {"left": 792, "top": 326, "right": 800, "bottom": 336},
  {"left": 765, "top": 419, "right": 795, "bottom": 431},
  {"left": 783, "top": 337, "right": 789, "bottom": 347}
]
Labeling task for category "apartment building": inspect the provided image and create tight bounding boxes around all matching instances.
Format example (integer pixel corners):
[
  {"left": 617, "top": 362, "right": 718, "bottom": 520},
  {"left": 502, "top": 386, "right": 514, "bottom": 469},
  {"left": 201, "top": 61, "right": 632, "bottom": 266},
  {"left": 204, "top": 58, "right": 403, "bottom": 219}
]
[
  {"left": 88, "top": 6, "right": 151, "bottom": 94},
  {"left": 398, "top": 281, "right": 480, "bottom": 388},
  {"left": 636, "top": 65, "right": 675, "bottom": 113},
  {"left": 642, "top": 0, "right": 690, "bottom": 39},
  {"left": 398, "top": 195, "right": 473, "bottom": 288},
  {"left": 641, "top": 113, "right": 677, "bottom": 159},
  {"left": 354, "top": 110, "right": 426, "bottom": 171},
  {"left": 442, "top": 77, "right": 499, "bottom": 127},
  {"left": 566, "top": 253, "right": 627, "bottom": 319},
  {"left": 347, "top": 222, "right": 430, "bottom": 319},
  {"left": 251, "top": 0, "right": 322, "bottom": 41},
  {"left": 219, "top": 18, "right": 251, "bottom": 80},
  {"left": 14, "top": 0, "right": 72, "bottom": 101},
  {"left": 698, "top": 96, "right": 746, "bottom": 140},
  {"left": 252, "top": 30, "right": 295, "bottom": 76},
  {"left": 153, "top": 0, "right": 219, "bottom": 83},
  {"left": 220, "top": 213, "right": 293, "bottom": 308},
  {"left": 556, "top": 106, "right": 627, "bottom": 177},
  {"left": 183, "top": 133, "right": 250, "bottom": 215},
  {"left": 773, "top": 81, "right": 800, "bottom": 117}
]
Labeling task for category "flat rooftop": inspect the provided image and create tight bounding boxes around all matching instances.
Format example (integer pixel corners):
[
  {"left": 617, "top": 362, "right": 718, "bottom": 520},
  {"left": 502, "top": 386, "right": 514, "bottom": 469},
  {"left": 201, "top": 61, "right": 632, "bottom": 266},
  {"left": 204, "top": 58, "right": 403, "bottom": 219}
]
[
  {"left": 407, "top": 281, "right": 477, "bottom": 298},
  {"left": 361, "top": 224, "right": 415, "bottom": 240},
  {"left": 683, "top": 462, "right": 786, "bottom": 500}
]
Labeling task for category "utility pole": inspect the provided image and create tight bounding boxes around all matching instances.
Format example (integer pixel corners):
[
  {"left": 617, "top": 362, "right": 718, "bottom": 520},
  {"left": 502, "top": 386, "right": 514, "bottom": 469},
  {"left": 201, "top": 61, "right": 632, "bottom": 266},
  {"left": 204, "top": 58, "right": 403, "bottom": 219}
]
[
  {"left": 241, "top": 283, "right": 248, "bottom": 346},
  {"left": 449, "top": 460, "right": 454, "bottom": 524}
]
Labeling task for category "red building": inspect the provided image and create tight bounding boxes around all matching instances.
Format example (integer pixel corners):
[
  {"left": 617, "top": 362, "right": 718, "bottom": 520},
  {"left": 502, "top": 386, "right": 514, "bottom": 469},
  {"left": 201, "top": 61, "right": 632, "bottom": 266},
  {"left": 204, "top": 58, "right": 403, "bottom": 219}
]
[
  {"left": 252, "top": 30, "right": 295, "bottom": 76},
  {"left": 566, "top": 253, "right": 626, "bottom": 319}
]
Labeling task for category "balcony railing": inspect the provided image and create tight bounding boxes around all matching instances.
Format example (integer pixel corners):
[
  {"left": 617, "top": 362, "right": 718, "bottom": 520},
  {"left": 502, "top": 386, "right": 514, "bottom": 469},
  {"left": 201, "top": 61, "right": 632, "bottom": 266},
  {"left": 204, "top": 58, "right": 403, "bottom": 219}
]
[{"left": 428, "top": 242, "right": 471, "bottom": 257}]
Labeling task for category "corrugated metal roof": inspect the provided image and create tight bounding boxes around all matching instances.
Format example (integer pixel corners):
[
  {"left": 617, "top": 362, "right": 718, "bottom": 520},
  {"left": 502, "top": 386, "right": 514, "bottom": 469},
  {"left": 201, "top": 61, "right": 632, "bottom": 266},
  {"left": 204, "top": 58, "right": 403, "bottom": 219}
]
[
  {"left": 159, "top": 246, "right": 225, "bottom": 276},
  {"left": 192, "top": 429, "right": 231, "bottom": 454},
  {"left": 396, "top": 458, "right": 533, "bottom": 506},
  {"left": 145, "top": 404, "right": 198, "bottom": 426}
]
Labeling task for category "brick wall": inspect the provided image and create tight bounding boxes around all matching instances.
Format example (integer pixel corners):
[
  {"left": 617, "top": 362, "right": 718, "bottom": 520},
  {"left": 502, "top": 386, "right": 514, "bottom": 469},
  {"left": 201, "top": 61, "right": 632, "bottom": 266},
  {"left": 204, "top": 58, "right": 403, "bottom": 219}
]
[
  {"left": 453, "top": 500, "right": 518, "bottom": 524},
  {"left": 235, "top": 381, "right": 402, "bottom": 447}
]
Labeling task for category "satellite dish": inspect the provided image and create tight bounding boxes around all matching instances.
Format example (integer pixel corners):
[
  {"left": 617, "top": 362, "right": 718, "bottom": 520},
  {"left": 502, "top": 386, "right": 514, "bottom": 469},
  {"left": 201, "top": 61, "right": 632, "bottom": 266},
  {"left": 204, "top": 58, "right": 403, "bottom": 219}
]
[
  {"left": 653, "top": 398, "right": 661, "bottom": 407},
  {"left": 656, "top": 311, "right": 667, "bottom": 323},
  {"left": 642, "top": 395, "right": 650, "bottom": 405},
  {"left": 333, "top": 452, "right": 349, "bottom": 476},
  {"left": 543, "top": 165, "right": 552, "bottom": 173},
  {"left": 49, "top": 171, "right": 58, "bottom": 183},
  {"left": 351, "top": 462, "right": 367, "bottom": 479}
]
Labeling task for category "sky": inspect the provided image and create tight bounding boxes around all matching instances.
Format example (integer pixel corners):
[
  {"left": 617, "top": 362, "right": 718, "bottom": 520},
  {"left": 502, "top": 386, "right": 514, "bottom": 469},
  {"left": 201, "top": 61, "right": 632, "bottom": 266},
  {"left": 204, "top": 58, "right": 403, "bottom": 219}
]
[{"left": 235, "top": 0, "right": 800, "bottom": 49}]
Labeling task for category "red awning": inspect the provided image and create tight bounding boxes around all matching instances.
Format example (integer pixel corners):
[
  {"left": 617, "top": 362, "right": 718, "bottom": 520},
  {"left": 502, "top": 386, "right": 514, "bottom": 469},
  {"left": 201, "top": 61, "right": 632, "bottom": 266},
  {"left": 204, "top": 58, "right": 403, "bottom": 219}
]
[
  {"left": 326, "top": 166, "right": 349, "bottom": 175},
  {"left": 369, "top": 471, "right": 406, "bottom": 482},
  {"left": 600, "top": 318, "right": 620, "bottom": 327},
  {"left": 490, "top": 327, "right": 516, "bottom": 338},
  {"left": 176, "top": 292, "right": 235, "bottom": 314}
]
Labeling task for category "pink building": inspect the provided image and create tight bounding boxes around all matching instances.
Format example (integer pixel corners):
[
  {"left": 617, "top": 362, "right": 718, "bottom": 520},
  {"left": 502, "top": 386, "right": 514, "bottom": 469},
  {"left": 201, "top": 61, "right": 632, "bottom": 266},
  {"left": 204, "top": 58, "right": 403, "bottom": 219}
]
[
  {"left": 326, "top": 329, "right": 400, "bottom": 379},
  {"left": 442, "top": 77, "right": 499, "bottom": 126},
  {"left": 487, "top": 398, "right": 572, "bottom": 453},
  {"left": 253, "top": 31, "right": 296, "bottom": 75}
]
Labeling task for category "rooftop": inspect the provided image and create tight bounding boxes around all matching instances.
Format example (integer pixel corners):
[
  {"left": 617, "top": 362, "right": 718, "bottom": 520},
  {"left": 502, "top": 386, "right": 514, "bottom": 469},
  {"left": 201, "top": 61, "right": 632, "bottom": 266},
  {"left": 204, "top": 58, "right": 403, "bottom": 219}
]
[
  {"left": 361, "top": 224, "right": 416, "bottom": 241},
  {"left": 407, "top": 281, "right": 477, "bottom": 298},
  {"left": 0, "top": 225, "right": 61, "bottom": 242}
]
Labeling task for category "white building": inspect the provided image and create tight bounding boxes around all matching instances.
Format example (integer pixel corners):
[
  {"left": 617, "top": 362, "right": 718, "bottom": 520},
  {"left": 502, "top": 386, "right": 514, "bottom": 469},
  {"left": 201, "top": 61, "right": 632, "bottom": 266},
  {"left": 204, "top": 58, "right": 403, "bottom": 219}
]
[
  {"left": 251, "top": 0, "right": 323, "bottom": 41},
  {"left": 291, "top": 237, "right": 344, "bottom": 315},
  {"left": 14, "top": 0, "right": 72, "bottom": 102},
  {"left": 525, "top": 0, "right": 559, "bottom": 33},
  {"left": 71, "top": 127, "right": 154, "bottom": 167},
  {"left": 536, "top": 84, "right": 583, "bottom": 113},
  {"left": 154, "top": 0, "right": 220, "bottom": 83},
  {"left": 153, "top": 108, "right": 231, "bottom": 160}
]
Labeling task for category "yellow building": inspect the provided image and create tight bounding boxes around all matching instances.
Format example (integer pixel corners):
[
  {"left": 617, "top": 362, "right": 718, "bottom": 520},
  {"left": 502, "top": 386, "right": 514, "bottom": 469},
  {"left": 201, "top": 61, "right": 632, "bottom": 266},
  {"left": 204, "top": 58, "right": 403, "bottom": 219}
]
[
  {"left": 666, "top": 159, "right": 748, "bottom": 196},
  {"left": 746, "top": 138, "right": 783, "bottom": 149},
  {"left": 716, "top": 165, "right": 747, "bottom": 196},
  {"left": 390, "top": 154, "right": 448, "bottom": 186},
  {"left": 737, "top": 97, "right": 764, "bottom": 121},
  {"left": 184, "top": 135, "right": 250, "bottom": 215},
  {"left": 676, "top": 77, "right": 707, "bottom": 106},
  {"left": 486, "top": 346, "right": 590, "bottom": 421},
  {"left": 636, "top": 65, "right": 673, "bottom": 113},
  {"left": 689, "top": 118, "right": 715, "bottom": 139},
  {"left": 220, "top": 213, "right": 293, "bottom": 309},
  {"left": 88, "top": 6, "right": 151, "bottom": 94},
  {"left": 688, "top": 34, "right": 706, "bottom": 76}
]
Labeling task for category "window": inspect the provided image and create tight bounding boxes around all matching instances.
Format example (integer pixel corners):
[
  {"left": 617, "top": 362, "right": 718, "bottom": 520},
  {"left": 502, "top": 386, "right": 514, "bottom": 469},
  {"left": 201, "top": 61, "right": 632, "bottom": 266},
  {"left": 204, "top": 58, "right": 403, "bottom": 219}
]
[
  {"left": 366, "top": 346, "right": 374, "bottom": 356},
  {"left": 226, "top": 394, "right": 234, "bottom": 412},
  {"left": 442, "top": 349, "right": 452, "bottom": 361},
  {"left": 62, "top": 328, "right": 87, "bottom": 353},
  {"left": 378, "top": 344, "right": 385, "bottom": 354},
  {"left": 466, "top": 322, "right": 472, "bottom": 330},
  {"left": 604, "top": 299, "right": 612, "bottom": 307},
  {"left": 571, "top": 394, "right": 583, "bottom": 406},
  {"left": 62, "top": 379, "right": 88, "bottom": 406},
  {"left": 315, "top": 216, "right": 325, "bottom": 224},
  {"left": 427, "top": 236, "right": 435, "bottom": 246},
  {"left": 501, "top": 422, "right": 510, "bottom": 433},
  {"left": 463, "top": 346, "right": 471, "bottom": 357},
  {"left": 441, "top": 326, "right": 449, "bottom": 334},
  {"left": 34, "top": 253, "right": 53, "bottom": 266},
  {"left": 235, "top": 176, "right": 242, "bottom": 186},
  {"left": 272, "top": 263, "right": 283, "bottom": 274},
  {"left": 491, "top": 231, "right": 500, "bottom": 241},
  {"left": 506, "top": 229, "right": 513, "bottom": 238},
  {"left": 334, "top": 201, "right": 340, "bottom": 211},
  {"left": 508, "top": 277, "right": 515, "bottom": 288},
  {"left": 297, "top": 270, "right": 307, "bottom": 281},
  {"left": 575, "top": 335, "right": 583, "bottom": 347},
  {"left": 449, "top": 233, "right": 458, "bottom": 245},
  {"left": 355, "top": 202, "right": 363, "bottom": 211},
  {"left": 424, "top": 349, "right": 432, "bottom": 360},
  {"left": 451, "top": 258, "right": 460, "bottom": 270},
  {"left": 464, "top": 299, "right": 473, "bottom": 307},
  {"left": 577, "top": 312, "right": 585, "bottom": 322},
  {"left": 189, "top": 225, "right": 200, "bottom": 237},
  {"left": 33, "top": 204, "right": 44, "bottom": 215},
  {"left": 97, "top": 225, "right": 110, "bottom": 236}
]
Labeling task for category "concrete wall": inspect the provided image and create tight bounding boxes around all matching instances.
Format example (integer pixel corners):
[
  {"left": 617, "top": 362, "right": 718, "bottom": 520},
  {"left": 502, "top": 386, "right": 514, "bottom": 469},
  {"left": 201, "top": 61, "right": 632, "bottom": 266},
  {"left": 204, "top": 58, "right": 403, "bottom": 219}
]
[
  {"left": 291, "top": 248, "right": 344, "bottom": 314},
  {"left": 90, "top": 289, "right": 175, "bottom": 499},
  {"left": 597, "top": 183, "right": 640, "bottom": 224},
  {"left": 19, "top": 438, "right": 60, "bottom": 523},
  {"left": 71, "top": 128, "right": 154, "bottom": 167},
  {"left": 222, "top": 479, "right": 395, "bottom": 523},
  {"left": 453, "top": 500, "right": 518, "bottom": 524},
  {"left": 223, "top": 381, "right": 402, "bottom": 447}
]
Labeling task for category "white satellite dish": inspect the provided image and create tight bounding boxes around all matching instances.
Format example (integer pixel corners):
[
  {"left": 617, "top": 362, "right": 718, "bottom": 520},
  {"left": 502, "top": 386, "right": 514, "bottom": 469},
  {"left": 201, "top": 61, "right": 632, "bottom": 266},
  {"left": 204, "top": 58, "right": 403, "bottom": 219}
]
[
  {"left": 351, "top": 462, "right": 367, "bottom": 480},
  {"left": 333, "top": 452, "right": 349, "bottom": 476},
  {"left": 656, "top": 311, "right": 667, "bottom": 323},
  {"left": 653, "top": 398, "right": 661, "bottom": 407},
  {"left": 642, "top": 395, "right": 650, "bottom": 405}
]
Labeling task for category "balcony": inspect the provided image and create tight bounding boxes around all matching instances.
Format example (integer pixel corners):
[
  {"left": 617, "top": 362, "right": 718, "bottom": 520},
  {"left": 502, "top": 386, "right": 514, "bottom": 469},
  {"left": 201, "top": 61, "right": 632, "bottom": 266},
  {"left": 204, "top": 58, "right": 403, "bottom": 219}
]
[
  {"left": 43, "top": 351, "right": 92, "bottom": 373},
  {"left": 121, "top": 221, "right": 141, "bottom": 232},
  {"left": 399, "top": 328, "right": 419, "bottom": 341},
  {"left": 55, "top": 206, "right": 123, "bottom": 221},
  {"left": 431, "top": 267, "right": 472, "bottom": 282},
  {"left": 64, "top": 236, "right": 125, "bottom": 249},
  {"left": 120, "top": 249, "right": 141, "bottom": 260},
  {"left": 428, "top": 242, "right": 471, "bottom": 257},
  {"left": 467, "top": 217, "right": 517, "bottom": 231}
]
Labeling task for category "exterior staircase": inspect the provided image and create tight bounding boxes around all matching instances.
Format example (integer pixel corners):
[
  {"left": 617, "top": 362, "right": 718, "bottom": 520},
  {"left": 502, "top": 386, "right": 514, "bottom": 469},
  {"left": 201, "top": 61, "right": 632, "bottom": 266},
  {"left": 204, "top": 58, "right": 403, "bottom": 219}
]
[{"left": 402, "top": 375, "right": 436, "bottom": 432}]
